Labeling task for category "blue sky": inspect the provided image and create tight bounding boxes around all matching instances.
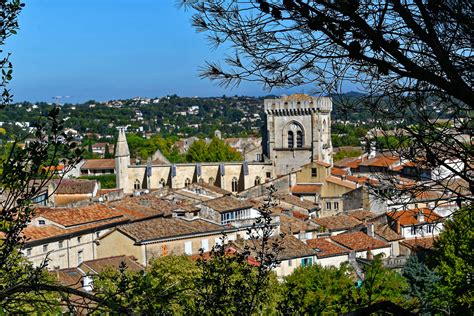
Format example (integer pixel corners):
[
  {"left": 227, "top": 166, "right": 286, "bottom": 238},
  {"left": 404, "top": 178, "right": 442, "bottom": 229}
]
[{"left": 5, "top": 0, "right": 351, "bottom": 103}]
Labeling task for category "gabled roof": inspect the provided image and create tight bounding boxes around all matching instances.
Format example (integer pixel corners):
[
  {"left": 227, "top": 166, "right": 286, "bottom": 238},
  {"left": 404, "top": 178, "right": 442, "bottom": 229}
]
[
  {"left": 401, "top": 237, "right": 437, "bottom": 250},
  {"left": 202, "top": 196, "right": 253, "bottom": 213},
  {"left": 81, "top": 159, "right": 115, "bottom": 170},
  {"left": 306, "top": 238, "right": 350, "bottom": 258},
  {"left": 326, "top": 176, "right": 358, "bottom": 189},
  {"left": 346, "top": 210, "right": 377, "bottom": 221},
  {"left": 313, "top": 215, "right": 362, "bottom": 232},
  {"left": 53, "top": 179, "right": 97, "bottom": 195},
  {"left": 359, "top": 155, "right": 399, "bottom": 168},
  {"left": 330, "top": 231, "right": 389, "bottom": 251},
  {"left": 279, "top": 213, "right": 320, "bottom": 235},
  {"left": 387, "top": 208, "right": 443, "bottom": 226},
  {"left": 276, "top": 194, "right": 318, "bottom": 210},
  {"left": 80, "top": 255, "right": 143, "bottom": 274},
  {"left": 118, "top": 217, "right": 225, "bottom": 243},
  {"left": 374, "top": 223, "right": 404, "bottom": 242},
  {"left": 36, "top": 204, "right": 124, "bottom": 227},
  {"left": 291, "top": 184, "right": 322, "bottom": 194}
]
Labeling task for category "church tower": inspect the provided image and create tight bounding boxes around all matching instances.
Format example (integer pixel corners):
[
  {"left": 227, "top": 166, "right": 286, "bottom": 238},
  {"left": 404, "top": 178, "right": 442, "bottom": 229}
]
[
  {"left": 115, "top": 127, "right": 131, "bottom": 193},
  {"left": 262, "top": 94, "right": 333, "bottom": 176}
]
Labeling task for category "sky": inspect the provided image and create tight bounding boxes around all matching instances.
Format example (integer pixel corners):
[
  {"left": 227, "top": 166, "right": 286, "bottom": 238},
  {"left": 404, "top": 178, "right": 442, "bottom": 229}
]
[{"left": 5, "top": 0, "right": 353, "bottom": 103}]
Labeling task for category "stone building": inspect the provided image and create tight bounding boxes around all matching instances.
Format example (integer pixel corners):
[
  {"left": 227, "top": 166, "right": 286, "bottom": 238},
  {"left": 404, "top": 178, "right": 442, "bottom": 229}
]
[
  {"left": 262, "top": 94, "right": 333, "bottom": 175},
  {"left": 115, "top": 94, "right": 334, "bottom": 194}
]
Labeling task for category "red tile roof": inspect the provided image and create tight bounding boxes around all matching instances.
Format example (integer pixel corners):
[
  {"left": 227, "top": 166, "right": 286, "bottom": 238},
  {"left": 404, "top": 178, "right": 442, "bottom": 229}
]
[
  {"left": 313, "top": 215, "right": 362, "bottom": 231},
  {"left": 326, "top": 176, "right": 358, "bottom": 189},
  {"left": 53, "top": 179, "right": 97, "bottom": 195},
  {"left": 37, "top": 204, "right": 124, "bottom": 227},
  {"left": 330, "top": 168, "right": 348, "bottom": 177},
  {"left": 276, "top": 194, "right": 318, "bottom": 210},
  {"left": 346, "top": 210, "right": 377, "bottom": 221},
  {"left": 81, "top": 159, "right": 115, "bottom": 170},
  {"left": 306, "top": 238, "right": 350, "bottom": 258},
  {"left": 359, "top": 155, "right": 399, "bottom": 167},
  {"left": 401, "top": 237, "right": 437, "bottom": 250},
  {"left": 291, "top": 184, "right": 322, "bottom": 194},
  {"left": 80, "top": 255, "right": 144, "bottom": 273},
  {"left": 334, "top": 156, "right": 364, "bottom": 169},
  {"left": 203, "top": 196, "right": 254, "bottom": 213},
  {"left": 374, "top": 223, "right": 404, "bottom": 242},
  {"left": 330, "top": 231, "right": 389, "bottom": 251},
  {"left": 387, "top": 208, "right": 443, "bottom": 226}
]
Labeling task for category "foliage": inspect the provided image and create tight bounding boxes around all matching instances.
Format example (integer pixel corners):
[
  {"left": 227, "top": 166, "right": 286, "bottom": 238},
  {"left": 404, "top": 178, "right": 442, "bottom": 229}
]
[
  {"left": 186, "top": 137, "right": 242, "bottom": 162},
  {"left": 279, "top": 263, "right": 357, "bottom": 314},
  {"left": 333, "top": 148, "right": 362, "bottom": 162},
  {"left": 79, "top": 174, "right": 116, "bottom": 189},
  {"left": 431, "top": 205, "right": 474, "bottom": 314},
  {"left": 126, "top": 133, "right": 185, "bottom": 163},
  {"left": 403, "top": 255, "right": 443, "bottom": 315}
]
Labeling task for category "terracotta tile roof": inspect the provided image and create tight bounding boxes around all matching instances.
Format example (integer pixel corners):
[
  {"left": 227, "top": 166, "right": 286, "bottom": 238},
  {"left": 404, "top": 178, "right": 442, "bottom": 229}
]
[
  {"left": 53, "top": 179, "right": 97, "bottom": 195},
  {"left": 313, "top": 215, "right": 362, "bottom": 232},
  {"left": 359, "top": 155, "right": 399, "bottom": 167},
  {"left": 401, "top": 237, "right": 437, "bottom": 250},
  {"left": 334, "top": 156, "right": 364, "bottom": 169},
  {"left": 331, "top": 168, "right": 348, "bottom": 176},
  {"left": 314, "top": 160, "right": 331, "bottom": 167},
  {"left": 81, "top": 159, "right": 115, "bottom": 170},
  {"left": 306, "top": 238, "right": 350, "bottom": 258},
  {"left": 291, "top": 184, "right": 322, "bottom": 194},
  {"left": 54, "top": 195, "right": 91, "bottom": 206},
  {"left": 202, "top": 196, "right": 253, "bottom": 213},
  {"left": 118, "top": 218, "right": 225, "bottom": 242},
  {"left": 276, "top": 194, "right": 318, "bottom": 210},
  {"left": 80, "top": 255, "right": 144, "bottom": 274},
  {"left": 374, "top": 223, "right": 404, "bottom": 242},
  {"left": 330, "top": 231, "right": 389, "bottom": 251},
  {"left": 387, "top": 208, "right": 443, "bottom": 226},
  {"left": 347, "top": 210, "right": 377, "bottom": 221},
  {"left": 193, "top": 183, "right": 232, "bottom": 196},
  {"left": 326, "top": 176, "right": 358, "bottom": 189},
  {"left": 109, "top": 196, "right": 175, "bottom": 220},
  {"left": 54, "top": 268, "right": 83, "bottom": 289},
  {"left": 37, "top": 204, "right": 124, "bottom": 227},
  {"left": 279, "top": 214, "right": 319, "bottom": 235}
]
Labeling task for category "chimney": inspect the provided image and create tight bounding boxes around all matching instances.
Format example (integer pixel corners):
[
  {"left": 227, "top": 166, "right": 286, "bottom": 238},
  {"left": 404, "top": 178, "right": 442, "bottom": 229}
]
[
  {"left": 417, "top": 210, "right": 425, "bottom": 223},
  {"left": 366, "top": 247, "right": 373, "bottom": 260},
  {"left": 367, "top": 223, "right": 375, "bottom": 237}
]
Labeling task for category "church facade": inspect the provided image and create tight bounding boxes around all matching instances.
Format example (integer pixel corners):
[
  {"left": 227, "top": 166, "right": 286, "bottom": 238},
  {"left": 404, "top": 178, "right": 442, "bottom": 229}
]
[{"left": 116, "top": 94, "right": 333, "bottom": 194}]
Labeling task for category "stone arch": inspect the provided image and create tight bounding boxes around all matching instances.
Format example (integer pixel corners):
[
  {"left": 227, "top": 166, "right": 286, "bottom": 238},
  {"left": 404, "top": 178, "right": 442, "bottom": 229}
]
[
  {"left": 208, "top": 177, "right": 215, "bottom": 185},
  {"left": 134, "top": 179, "right": 141, "bottom": 190},
  {"left": 282, "top": 120, "right": 305, "bottom": 148},
  {"left": 254, "top": 176, "right": 261, "bottom": 186},
  {"left": 231, "top": 177, "right": 238, "bottom": 192}
]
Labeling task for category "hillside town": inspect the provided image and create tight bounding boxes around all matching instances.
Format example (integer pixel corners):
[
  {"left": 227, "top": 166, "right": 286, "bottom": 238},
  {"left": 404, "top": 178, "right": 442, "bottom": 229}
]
[{"left": 19, "top": 94, "right": 468, "bottom": 290}]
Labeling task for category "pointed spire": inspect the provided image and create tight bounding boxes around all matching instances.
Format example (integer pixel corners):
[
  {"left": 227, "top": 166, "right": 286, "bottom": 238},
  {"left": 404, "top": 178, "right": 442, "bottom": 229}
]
[{"left": 115, "top": 127, "right": 130, "bottom": 158}]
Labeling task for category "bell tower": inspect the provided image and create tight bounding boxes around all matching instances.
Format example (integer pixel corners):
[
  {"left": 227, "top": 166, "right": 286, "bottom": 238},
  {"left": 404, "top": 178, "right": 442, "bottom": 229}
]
[{"left": 115, "top": 127, "right": 131, "bottom": 193}]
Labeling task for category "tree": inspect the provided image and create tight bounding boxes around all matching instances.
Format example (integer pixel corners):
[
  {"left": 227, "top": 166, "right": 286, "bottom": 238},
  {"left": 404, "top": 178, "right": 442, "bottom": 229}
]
[
  {"left": 431, "top": 206, "right": 474, "bottom": 314},
  {"left": 183, "top": 0, "right": 473, "bottom": 203},
  {"left": 186, "top": 139, "right": 208, "bottom": 162}
]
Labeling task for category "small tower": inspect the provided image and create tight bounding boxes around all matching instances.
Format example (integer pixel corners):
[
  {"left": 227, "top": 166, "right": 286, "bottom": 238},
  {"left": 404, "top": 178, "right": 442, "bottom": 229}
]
[{"left": 115, "top": 127, "right": 131, "bottom": 193}]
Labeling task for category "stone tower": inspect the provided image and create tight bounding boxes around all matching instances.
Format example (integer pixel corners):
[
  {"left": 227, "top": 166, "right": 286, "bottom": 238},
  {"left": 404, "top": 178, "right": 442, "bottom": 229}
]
[
  {"left": 115, "top": 127, "right": 131, "bottom": 193},
  {"left": 262, "top": 94, "right": 333, "bottom": 176}
]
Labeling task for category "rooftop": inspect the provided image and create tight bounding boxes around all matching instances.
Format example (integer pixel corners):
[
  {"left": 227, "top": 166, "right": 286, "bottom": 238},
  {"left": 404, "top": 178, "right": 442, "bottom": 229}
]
[
  {"left": 313, "top": 215, "right": 362, "bottom": 231},
  {"left": 53, "top": 179, "right": 97, "bottom": 195},
  {"left": 359, "top": 155, "right": 400, "bottom": 168},
  {"left": 81, "top": 159, "right": 115, "bottom": 170},
  {"left": 118, "top": 217, "right": 225, "bottom": 242},
  {"left": 276, "top": 194, "right": 318, "bottom": 210},
  {"left": 346, "top": 210, "right": 377, "bottom": 221},
  {"left": 36, "top": 204, "right": 124, "bottom": 227},
  {"left": 80, "top": 255, "right": 143, "bottom": 274},
  {"left": 291, "top": 184, "right": 322, "bottom": 195},
  {"left": 374, "top": 223, "right": 404, "bottom": 242},
  {"left": 330, "top": 231, "right": 389, "bottom": 251},
  {"left": 306, "top": 238, "right": 350, "bottom": 258},
  {"left": 387, "top": 208, "right": 443, "bottom": 226},
  {"left": 202, "top": 196, "right": 254, "bottom": 213},
  {"left": 401, "top": 237, "right": 437, "bottom": 250}
]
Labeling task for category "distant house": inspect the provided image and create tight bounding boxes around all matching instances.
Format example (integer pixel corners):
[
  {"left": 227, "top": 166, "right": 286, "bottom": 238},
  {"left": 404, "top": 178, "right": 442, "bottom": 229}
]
[
  {"left": 387, "top": 208, "right": 444, "bottom": 239},
  {"left": 81, "top": 159, "right": 115, "bottom": 176},
  {"left": 306, "top": 238, "right": 350, "bottom": 267},
  {"left": 329, "top": 231, "right": 391, "bottom": 259},
  {"left": 49, "top": 179, "right": 99, "bottom": 206},
  {"left": 200, "top": 195, "right": 259, "bottom": 225},
  {"left": 91, "top": 143, "right": 114, "bottom": 157}
]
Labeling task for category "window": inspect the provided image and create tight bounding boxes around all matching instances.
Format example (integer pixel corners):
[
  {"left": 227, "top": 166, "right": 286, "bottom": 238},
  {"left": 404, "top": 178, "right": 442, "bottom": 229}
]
[
  {"left": 256, "top": 153, "right": 262, "bottom": 161},
  {"left": 266, "top": 172, "right": 271, "bottom": 178},
  {"left": 288, "top": 131, "right": 294, "bottom": 148},
  {"left": 427, "top": 224, "right": 433, "bottom": 233},
  {"left": 301, "top": 257, "right": 313, "bottom": 267},
  {"left": 411, "top": 226, "right": 417, "bottom": 235},
  {"left": 58, "top": 241, "right": 63, "bottom": 249},
  {"left": 201, "top": 239, "right": 209, "bottom": 252},
  {"left": 311, "top": 168, "right": 317, "bottom": 177},
  {"left": 78, "top": 250, "right": 83, "bottom": 264},
  {"left": 326, "top": 202, "right": 332, "bottom": 210},
  {"left": 254, "top": 176, "right": 261, "bottom": 186},
  {"left": 184, "top": 241, "right": 193, "bottom": 255},
  {"left": 296, "top": 130, "right": 303, "bottom": 148},
  {"left": 26, "top": 248, "right": 32, "bottom": 256},
  {"left": 231, "top": 177, "right": 238, "bottom": 192},
  {"left": 134, "top": 180, "right": 141, "bottom": 190},
  {"left": 43, "top": 244, "right": 48, "bottom": 253},
  {"left": 288, "top": 259, "right": 292, "bottom": 267},
  {"left": 159, "top": 178, "right": 166, "bottom": 187},
  {"left": 38, "top": 219, "right": 45, "bottom": 225},
  {"left": 185, "top": 178, "right": 191, "bottom": 188},
  {"left": 334, "top": 202, "right": 339, "bottom": 210},
  {"left": 208, "top": 177, "right": 215, "bottom": 185},
  {"left": 198, "top": 178, "right": 204, "bottom": 184},
  {"left": 77, "top": 236, "right": 81, "bottom": 243}
]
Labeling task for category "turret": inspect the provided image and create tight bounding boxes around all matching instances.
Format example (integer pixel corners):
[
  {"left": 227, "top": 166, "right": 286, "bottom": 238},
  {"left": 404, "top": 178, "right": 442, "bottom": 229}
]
[{"left": 115, "top": 127, "right": 131, "bottom": 193}]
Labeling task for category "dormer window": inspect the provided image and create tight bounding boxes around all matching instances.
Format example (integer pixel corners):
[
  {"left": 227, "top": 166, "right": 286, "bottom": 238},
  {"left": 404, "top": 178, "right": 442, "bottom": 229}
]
[{"left": 38, "top": 219, "right": 45, "bottom": 226}]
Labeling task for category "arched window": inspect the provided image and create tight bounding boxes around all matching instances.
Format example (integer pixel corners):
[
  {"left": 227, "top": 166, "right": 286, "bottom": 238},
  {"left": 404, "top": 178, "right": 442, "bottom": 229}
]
[
  {"left": 254, "top": 176, "right": 261, "bottom": 186},
  {"left": 231, "top": 177, "right": 238, "bottom": 192},
  {"left": 159, "top": 178, "right": 166, "bottom": 188},
  {"left": 296, "top": 130, "right": 303, "bottom": 148},
  {"left": 288, "top": 131, "right": 294, "bottom": 148},
  {"left": 134, "top": 180, "right": 141, "bottom": 190},
  {"left": 198, "top": 178, "right": 204, "bottom": 184},
  {"left": 184, "top": 178, "right": 191, "bottom": 188},
  {"left": 208, "top": 177, "right": 215, "bottom": 185}
]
